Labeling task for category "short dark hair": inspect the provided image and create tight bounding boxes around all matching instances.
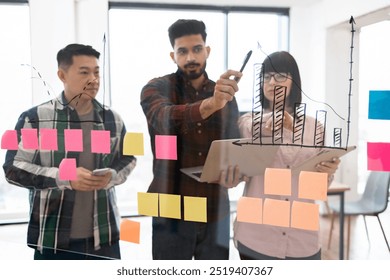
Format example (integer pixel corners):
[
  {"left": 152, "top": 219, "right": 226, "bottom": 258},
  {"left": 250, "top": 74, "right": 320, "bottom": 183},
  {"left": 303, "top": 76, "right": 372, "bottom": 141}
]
[
  {"left": 57, "top": 44, "right": 100, "bottom": 70},
  {"left": 261, "top": 51, "right": 302, "bottom": 111},
  {"left": 168, "top": 19, "right": 207, "bottom": 48}
]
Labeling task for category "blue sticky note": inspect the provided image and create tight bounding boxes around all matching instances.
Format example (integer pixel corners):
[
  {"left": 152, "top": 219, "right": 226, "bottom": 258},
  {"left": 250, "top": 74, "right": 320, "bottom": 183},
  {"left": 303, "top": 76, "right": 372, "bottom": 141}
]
[{"left": 368, "top": 90, "right": 390, "bottom": 120}]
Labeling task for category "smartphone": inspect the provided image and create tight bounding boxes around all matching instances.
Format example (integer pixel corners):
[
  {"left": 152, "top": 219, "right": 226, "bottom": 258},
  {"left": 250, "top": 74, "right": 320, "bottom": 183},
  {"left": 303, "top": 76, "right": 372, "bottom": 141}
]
[
  {"left": 234, "top": 50, "right": 253, "bottom": 82},
  {"left": 92, "top": 168, "right": 110, "bottom": 176}
]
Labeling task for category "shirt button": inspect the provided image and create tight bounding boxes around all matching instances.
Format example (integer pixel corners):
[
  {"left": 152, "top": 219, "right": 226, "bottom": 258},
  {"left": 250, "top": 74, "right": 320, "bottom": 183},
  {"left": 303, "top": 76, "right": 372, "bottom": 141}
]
[
  {"left": 198, "top": 130, "right": 202, "bottom": 134},
  {"left": 198, "top": 152, "right": 202, "bottom": 156},
  {"left": 282, "top": 232, "right": 286, "bottom": 236},
  {"left": 197, "top": 122, "right": 202, "bottom": 126}
]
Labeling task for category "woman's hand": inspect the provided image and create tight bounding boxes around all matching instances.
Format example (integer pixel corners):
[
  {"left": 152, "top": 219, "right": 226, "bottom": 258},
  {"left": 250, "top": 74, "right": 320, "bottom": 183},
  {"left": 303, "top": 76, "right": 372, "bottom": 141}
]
[
  {"left": 219, "top": 165, "right": 249, "bottom": 188},
  {"left": 264, "top": 110, "right": 294, "bottom": 132},
  {"left": 316, "top": 157, "right": 340, "bottom": 181}
]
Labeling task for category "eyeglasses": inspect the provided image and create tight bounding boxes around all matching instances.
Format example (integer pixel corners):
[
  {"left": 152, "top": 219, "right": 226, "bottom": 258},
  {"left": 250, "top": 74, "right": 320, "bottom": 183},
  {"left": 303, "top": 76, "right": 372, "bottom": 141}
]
[{"left": 263, "top": 72, "right": 289, "bottom": 83}]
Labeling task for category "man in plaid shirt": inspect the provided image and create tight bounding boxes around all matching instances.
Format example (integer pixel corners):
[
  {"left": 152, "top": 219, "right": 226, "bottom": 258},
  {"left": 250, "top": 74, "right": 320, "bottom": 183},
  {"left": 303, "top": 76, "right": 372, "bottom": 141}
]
[
  {"left": 141, "top": 19, "right": 244, "bottom": 259},
  {"left": 3, "top": 44, "right": 136, "bottom": 260}
]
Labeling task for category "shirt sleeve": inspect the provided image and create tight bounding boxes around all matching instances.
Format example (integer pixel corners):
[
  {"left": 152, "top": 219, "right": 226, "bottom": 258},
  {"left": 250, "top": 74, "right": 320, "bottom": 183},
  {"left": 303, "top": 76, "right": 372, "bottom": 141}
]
[
  {"left": 140, "top": 77, "right": 205, "bottom": 135},
  {"left": 3, "top": 111, "right": 60, "bottom": 190}
]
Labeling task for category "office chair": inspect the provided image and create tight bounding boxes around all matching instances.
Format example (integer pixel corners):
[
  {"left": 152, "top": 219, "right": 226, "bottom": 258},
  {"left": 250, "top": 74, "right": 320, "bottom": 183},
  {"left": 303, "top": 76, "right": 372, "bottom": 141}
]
[{"left": 327, "top": 171, "right": 390, "bottom": 259}]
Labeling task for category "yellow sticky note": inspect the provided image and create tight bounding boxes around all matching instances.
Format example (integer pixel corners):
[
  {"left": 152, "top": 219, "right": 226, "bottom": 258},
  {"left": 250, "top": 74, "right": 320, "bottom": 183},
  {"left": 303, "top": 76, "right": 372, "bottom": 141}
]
[
  {"left": 137, "top": 192, "right": 159, "bottom": 217},
  {"left": 120, "top": 219, "right": 140, "bottom": 244},
  {"left": 291, "top": 201, "right": 319, "bottom": 231},
  {"left": 236, "top": 197, "right": 262, "bottom": 224},
  {"left": 123, "top": 132, "right": 144, "bottom": 156},
  {"left": 184, "top": 196, "right": 207, "bottom": 223},
  {"left": 298, "top": 171, "right": 328, "bottom": 201},
  {"left": 159, "top": 193, "right": 181, "bottom": 219},
  {"left": 264, "top": 168, "right": 291, "bottom": 196},
  {"left": 263, "top": 198, "right": 290, "bottom": 227}
]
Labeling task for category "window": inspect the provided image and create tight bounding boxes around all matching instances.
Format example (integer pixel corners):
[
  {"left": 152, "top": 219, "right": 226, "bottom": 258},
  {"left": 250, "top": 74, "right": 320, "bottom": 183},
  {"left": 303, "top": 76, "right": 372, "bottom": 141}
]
[
  {"left": 0, "top": 2, "right": 32, "bottom": 222},
  {"left": 108, "top": 4, "right": 289, "bottom": 213}
]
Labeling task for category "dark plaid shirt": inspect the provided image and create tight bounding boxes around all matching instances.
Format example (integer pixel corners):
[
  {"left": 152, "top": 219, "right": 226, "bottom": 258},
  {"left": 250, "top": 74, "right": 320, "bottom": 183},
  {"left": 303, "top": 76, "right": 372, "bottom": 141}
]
[
  {"left": 140, "top": 70, "right": 240, "bottom": 221},
  {"left": 3, "top": 93, "right": 136, "bottom": 252}
]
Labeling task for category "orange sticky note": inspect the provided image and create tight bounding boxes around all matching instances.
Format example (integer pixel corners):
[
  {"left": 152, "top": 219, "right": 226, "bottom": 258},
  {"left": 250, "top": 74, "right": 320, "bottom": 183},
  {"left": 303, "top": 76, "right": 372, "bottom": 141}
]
[
  {"left": 123, "top": 132, "right": 144, "bottom": 156},
  {"left": 298, "top": 171, "right": 328, "bottom": 201},
  {"left": 263, "top": 198, "right": 290, "bottom": 227},
  {"left": 264, "top": 168, "right": 291, "bottom": 196},
  {"left": 91, "top": 130, "right": 110, "bottom": 154},
  {"left": 64, "top": 129, "right": 83, "bottom": 152},
  {"left": 21, "top": 128, "right": 38, "bottom": 150},
  {"left": 155, "top": 135, "right": 177, "bottom": 160},
  {"left": 120, "top": 219, "right": 140, "bottom": 244},
  {"left": 159, "top": 193, "right": 181, "bottom": 219},
  {"left": 59, "top": 158, "right": 77, "bottom": 180},
  {"left": 291, "top": 201, "right": 319, "bottom": 231},
  {"left": 236, "top": 197, "right": 262, "bottom": 224},
  {"left": 184, "top": 196, "right": 207, "bottom": 223},
  {"left": 39, "top": 128, "right": 58, "bottom": 151},
  {"left": 137, "top": 192, "right": 159, "bottom": 217},
  {"left": 1, "top": 130, "right": 19, "bottom": 150}
]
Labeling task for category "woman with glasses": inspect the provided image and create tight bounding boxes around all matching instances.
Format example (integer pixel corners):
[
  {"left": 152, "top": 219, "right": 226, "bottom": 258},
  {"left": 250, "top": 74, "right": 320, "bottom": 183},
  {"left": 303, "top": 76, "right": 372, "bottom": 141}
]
[{"left": 231, "top": 51, "right": 340, "bottom": 260}]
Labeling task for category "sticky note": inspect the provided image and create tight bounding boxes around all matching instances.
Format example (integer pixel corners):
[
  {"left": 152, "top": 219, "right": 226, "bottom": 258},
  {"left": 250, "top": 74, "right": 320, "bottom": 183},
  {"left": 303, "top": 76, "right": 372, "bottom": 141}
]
[
  {"left": 120, "top": 219, "right": 140, "bottom": 244},
  {"left": 123, "top": 132, "right": 144, "bottom": 156},
  {"left": 159, "top": 193, "right": 181, "bottom": 219},
  {"left": 21, "top": 128, "right": 39, "bottom": 150},
  {"left": 184, "top": 196, "right": 207, "bottom": 223},
  {"left": 155, "top": 135, "right": 177, "bottom": 160},
  {"left": 59, "top": 158, "right": 77, "bottom": 180},
  {"left": 1, "top": 130, "right": 18, "bottom": 150},
  {"left": 236, "top": 197, "right": 262, "bottom": 224},
  {"left": 298, "top": 171, "right": 328, "bottom": 201},
  {"left": 264, "top": 168, "right": 291, "bottom": 196},
  {"left": 137, "top": 192, "right": 159, "bottom": 217},
  {"left": 367, "top": 142, "right": 390, "bottom": 171},
  {"left": 91, "top": 130, "right": 110, "bottom": 154},
  {"left": 64, "top": 129, "right": 83, "bottom": 152},
  {"left": 368, "top": 90, "right": 390, "bottom": 120},
  {"left": 39, "top": 128, "right": 58, "bottom": 151},
  {"left": 291, "top": 201, "right": 319, "bottom": 231},
  {"left": 263, "top": 198, "right": 290, "bottom": 227}
]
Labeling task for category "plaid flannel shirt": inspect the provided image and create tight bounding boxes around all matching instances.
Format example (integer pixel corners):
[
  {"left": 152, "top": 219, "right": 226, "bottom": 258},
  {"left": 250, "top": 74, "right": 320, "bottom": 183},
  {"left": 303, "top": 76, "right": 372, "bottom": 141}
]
[{"left": 3, "top": 93, "right": 136, "bottom": 252}]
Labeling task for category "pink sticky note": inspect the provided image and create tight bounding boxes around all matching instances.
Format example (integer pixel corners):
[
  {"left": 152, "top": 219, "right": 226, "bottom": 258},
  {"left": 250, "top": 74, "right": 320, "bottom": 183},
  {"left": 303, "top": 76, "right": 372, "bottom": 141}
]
[
  {"left": 155, "top": 135, "right": 177, "bottom": 160},
  {"left": 39, "top": 128, "right": 58, "bottom": 151},
  {"left": 91, "top": 130, "right": 110, "bottom": 154},
  {"left": 21, "top": 128, "right": 39, "bottom": 150},
  {"left": 64, "top": 129, "right": 83, "bottom": 152},
  {"left": 59, "top": 158, "right": 77, "bottom": 180},
  {"left": 367, "top": 142, "right": 390, "bottom": 171},
  {"left": 1, "top": 130, "right": 19, "bottom": 150},
  {"left": 236, "top": 197, "right": 263, "bottom": 224}
]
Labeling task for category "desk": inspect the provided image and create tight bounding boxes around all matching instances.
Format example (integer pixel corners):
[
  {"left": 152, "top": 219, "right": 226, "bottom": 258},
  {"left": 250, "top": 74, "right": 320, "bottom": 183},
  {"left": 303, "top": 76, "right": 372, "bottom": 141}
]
[{"left": 327, "top": 183, "right": 350, "bottom": 260}]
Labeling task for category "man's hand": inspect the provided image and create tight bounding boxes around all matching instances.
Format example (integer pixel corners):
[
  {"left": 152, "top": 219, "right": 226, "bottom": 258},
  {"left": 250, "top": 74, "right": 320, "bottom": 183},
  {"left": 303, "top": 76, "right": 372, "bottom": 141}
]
[
  {"left": 200, "top": 69, "right": 242, "bottom": 119},
  {"left": 70, "top": 167, "right": 112, "bottom": 191}
]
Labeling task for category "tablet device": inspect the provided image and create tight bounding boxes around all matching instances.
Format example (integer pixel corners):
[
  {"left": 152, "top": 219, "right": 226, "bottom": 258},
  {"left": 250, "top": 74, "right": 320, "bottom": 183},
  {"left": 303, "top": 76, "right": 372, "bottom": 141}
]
[{"left": 180, "top": 138, "right": 279, "bottom": 183}]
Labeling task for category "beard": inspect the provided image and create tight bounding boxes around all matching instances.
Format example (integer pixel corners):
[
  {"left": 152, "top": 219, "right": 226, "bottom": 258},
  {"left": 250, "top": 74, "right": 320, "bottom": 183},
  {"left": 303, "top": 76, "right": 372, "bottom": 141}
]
[{"left": 180, "top": 61, "right": 207, "bottom": 80}]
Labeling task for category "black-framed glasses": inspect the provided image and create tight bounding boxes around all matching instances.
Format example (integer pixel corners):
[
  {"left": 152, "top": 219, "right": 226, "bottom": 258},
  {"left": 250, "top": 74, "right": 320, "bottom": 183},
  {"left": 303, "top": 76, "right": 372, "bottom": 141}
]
[{"left": 263, "top": 72, "right": 289, "bottom": 83}]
